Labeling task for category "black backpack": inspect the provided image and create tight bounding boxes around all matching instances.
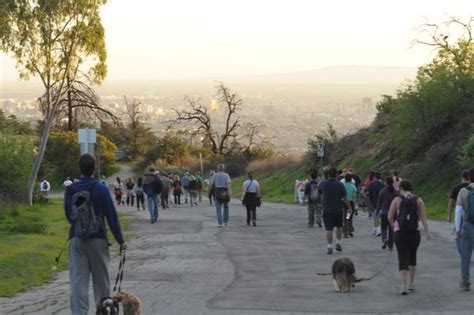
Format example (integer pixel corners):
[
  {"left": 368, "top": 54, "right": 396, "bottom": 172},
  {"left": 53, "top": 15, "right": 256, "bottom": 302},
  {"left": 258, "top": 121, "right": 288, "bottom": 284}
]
[
  {"left": 70, "top": 181, "right": 102, "bottom": 240},
  {"left": 309, "top": 180, "right": 320, "bottom": 202},
  {"left": 144, "top": 174, "right": 163, "bottom": 194},
  {"left": 398, "top": 196, "right": 419, "bottom": 232}
]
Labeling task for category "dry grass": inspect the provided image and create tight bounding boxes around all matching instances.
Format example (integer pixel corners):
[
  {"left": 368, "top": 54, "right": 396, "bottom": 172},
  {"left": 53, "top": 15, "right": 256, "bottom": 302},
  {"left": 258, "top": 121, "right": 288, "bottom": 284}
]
[{"left": 246, "top": 155, "right": 302, "bottom": 174}]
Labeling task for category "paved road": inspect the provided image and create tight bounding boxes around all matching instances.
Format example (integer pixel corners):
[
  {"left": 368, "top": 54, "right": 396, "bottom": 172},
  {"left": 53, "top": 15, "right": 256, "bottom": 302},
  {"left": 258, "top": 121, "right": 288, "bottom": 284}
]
[{"left": 0, "top": 172, "right": 472, "bottom": 314}]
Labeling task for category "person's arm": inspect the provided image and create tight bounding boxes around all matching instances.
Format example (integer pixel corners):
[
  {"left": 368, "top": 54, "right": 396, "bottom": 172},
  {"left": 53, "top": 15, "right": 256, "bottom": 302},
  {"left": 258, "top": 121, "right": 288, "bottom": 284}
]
[
  {"left": 63, "top": 189, "right": 73, "bottom": 224},
  {"left": 241, "top": 181, "right": 246, "bottom": 201},
  {"left": 418, "top": 198, "right": 432, "bottom": 240},
  {"left": 256, "top": 183, "right": 261, "bottom": 199},
  {"left": 455, "top": 205, "right": 464, "bottom": 239},
  {"left": 376, "top": 189, "right": 383, "bottom": 215},
  {"left": 448, "top": 198, "right": 455, "bottom": 223},
  {"left": 100, "top": 187, "right": 125, "bottom": 246},
  {"left": 226, "top": 174, "right": 232, "bottom": 195},
  {"left": 388, "top": 197, "right": 399, "bottom": 227}
]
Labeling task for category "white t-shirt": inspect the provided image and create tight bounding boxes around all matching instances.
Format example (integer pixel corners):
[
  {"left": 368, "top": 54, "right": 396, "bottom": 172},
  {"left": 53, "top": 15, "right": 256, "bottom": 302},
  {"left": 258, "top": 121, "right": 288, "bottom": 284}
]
[
  {"left": 243, "top": 179, "right": 259, "bottom": 193},
  {"left": 63, "top": 179, "right": 73, "bottom": 188}
]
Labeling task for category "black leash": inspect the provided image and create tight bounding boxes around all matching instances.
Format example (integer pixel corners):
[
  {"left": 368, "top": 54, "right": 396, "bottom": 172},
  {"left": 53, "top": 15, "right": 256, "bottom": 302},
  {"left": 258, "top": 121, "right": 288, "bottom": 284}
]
[
  {"left": 355, "top": 249, "right": 393, "bottom": 282},
  {"left": 113, "top": 249, "right": 127, "bottom": 293},
  {"left": 54, "top": 238, "right": 70, "bottom": 269},
  {"left": 316, "top": 250, "right": 394, "bottom": 280}
]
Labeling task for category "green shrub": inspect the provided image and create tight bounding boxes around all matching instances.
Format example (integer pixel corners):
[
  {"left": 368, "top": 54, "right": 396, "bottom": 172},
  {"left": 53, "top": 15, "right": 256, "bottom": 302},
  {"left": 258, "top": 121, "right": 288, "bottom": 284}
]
[
  {"left": 461, "top": 133, "right": 474, "bottom": 167},
  {"left": 0, "top": 133, "right": 35, "bottom": 201}
]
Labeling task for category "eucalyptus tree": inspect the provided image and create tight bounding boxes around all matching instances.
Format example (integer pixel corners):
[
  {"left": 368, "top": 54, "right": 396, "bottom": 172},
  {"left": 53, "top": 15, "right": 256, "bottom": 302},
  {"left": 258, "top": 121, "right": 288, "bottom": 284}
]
[{"left": 0, "top": 0, "right": 108, "bottom": 205}]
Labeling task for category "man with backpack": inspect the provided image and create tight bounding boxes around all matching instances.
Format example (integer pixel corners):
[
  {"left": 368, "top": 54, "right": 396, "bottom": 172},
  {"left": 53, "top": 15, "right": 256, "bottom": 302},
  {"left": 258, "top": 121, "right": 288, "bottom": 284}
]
[
  {"left": 304, "top": 170, "right": 322, "bottom": 228},
  {"left": 455, "top": 168, "right": 474, "bottom": 291},
  {"left": 39, "top": 177, "right": 51, "bottom": 197},
  {"left": 143, "top": 167, "right": 163, "bottom": 223},
  {"left": 64, "top": 154, "right": 126, "bottom": 315}
]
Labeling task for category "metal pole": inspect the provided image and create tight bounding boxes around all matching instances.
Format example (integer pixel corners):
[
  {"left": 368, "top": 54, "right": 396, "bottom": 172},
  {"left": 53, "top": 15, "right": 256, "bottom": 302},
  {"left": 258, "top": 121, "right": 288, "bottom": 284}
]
[
  {"left": 199, "top": 152, "right": 204, "bottom": 175},
  {"left": 97, "top": 140, "right": 101, "bottom": 179}
]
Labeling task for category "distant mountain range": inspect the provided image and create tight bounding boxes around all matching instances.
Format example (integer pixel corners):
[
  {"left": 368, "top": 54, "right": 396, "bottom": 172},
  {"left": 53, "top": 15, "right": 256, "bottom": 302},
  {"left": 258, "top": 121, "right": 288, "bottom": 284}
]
[{"left": 232, "top": 65, "right": 417, "bottom": 85}]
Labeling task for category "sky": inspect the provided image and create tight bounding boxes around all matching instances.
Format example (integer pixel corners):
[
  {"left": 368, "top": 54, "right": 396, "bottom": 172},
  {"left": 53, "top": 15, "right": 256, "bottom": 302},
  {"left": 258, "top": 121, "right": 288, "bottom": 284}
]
[{"left": 0, "top": 0, "right": 472, "bottom": 82}]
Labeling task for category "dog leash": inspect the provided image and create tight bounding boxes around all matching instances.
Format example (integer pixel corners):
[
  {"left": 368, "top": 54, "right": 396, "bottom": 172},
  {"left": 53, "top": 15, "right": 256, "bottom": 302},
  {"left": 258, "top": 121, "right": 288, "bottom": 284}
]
[
  {"left": 113, "top": 248, "right": 127, "bottom": 293},
  {"left": 53, "top": 238, "right": 70, "bottom": 270},
  {"left": 316, "top": 250, "right": 394, "bottom": 279},
  {"left": 355, "top": 249, "right": 394, "bottom": 282}
]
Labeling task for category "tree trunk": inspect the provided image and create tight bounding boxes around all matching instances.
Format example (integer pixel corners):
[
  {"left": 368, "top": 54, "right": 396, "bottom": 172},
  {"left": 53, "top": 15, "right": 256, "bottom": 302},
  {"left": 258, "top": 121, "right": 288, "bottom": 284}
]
[
  {"left": 67, "top": 77, "right": 73, "bottom": 131},
  {"left": 26, "top": 89, "right": 56, "bottom": 205}
]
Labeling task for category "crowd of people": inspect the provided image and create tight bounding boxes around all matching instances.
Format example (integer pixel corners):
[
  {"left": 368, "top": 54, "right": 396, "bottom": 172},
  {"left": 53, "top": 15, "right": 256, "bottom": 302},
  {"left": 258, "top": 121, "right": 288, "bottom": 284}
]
[
  {"left": 59, "top": 153, "right": 474, "bottom": 313},
  {"left": 303, "top": 167, "right": 433, "bottom": 294}
]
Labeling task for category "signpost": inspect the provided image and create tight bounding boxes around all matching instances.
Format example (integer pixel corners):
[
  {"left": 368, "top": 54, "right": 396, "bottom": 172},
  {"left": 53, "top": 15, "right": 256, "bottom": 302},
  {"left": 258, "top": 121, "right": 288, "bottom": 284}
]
[{"left": 78, "top": 128, "right": 96, "bottom": 155}]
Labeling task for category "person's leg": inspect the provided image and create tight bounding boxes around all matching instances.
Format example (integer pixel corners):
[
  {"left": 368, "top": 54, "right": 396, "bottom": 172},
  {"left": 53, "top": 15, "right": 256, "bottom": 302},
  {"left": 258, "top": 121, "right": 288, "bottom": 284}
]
[
  {"left": 395, "top": 232, "right": 409, "bottom": 293},
  {"left": 460, "top": 226, "right": 473, "bottom": 285},
  {"left": 407, "top": 231, "right": 421, "bottom": 287},
  {"left": 146, "top": 195, "right": 155, "bottom": 222},
  {"left": 198, "top": 190, "right": 202, "bottom": 202},
  {"left": 308, "top": 203, "right": 315, "bottom": 227},
  {"left": 215, "top": 200, "right": 223, "bottom": 225},
  {"left": 88, "top": 239, "right": 111, "bottom": 308},
  {"left": 154, "top": 194, "right": 159, "bottom": 220},
  {"left": 184, "top": 188, "right": 189, "bottom": 203},
  {"left": 316, "top": 203, "right": 322, "bottom": 227},
  {"left": 223, "top": 202, "right": 229, "bottom": 224},
  {"left": 388, "top": 224, "right": 394, "bottom": 250},
  {"left": 131, "top": 195, "right": 135, "bottom": 207},
  {"left": 126, "top": 195, "right": 130, "bottom": 206},
  {"left": 251, "top": 207, "right": 257, "bottom": 226},
  {"left": 380, "top": 213, "right": 388, "bottom": 245},
  {"left": 326, "top": 230, "right": 333, "bottom": 245},
  {"left": 69, "top": 238, "right": 91, "bottom": 315},
  {"left": 246, "top": 205, "right": 251, "bottom": 225},
  {"left": 342, "top": 204, "right": 349, "bottom": 236}
]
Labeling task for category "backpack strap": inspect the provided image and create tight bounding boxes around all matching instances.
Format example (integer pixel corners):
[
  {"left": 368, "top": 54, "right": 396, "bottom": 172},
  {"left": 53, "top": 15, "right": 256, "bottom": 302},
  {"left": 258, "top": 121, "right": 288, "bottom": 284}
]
[{"left": 246, "top": 180, "right": 253, "bottom": 192}]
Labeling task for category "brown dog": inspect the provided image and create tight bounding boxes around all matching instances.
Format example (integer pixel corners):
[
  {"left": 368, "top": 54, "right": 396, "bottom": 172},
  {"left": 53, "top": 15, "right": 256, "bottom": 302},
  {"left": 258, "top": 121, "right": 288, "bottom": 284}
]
[
  {"left": 332, "top": 257, "right": 357, "bottom": 292},
  {"left": 115, "top": 291, "right": 142, "bottom": 315}
]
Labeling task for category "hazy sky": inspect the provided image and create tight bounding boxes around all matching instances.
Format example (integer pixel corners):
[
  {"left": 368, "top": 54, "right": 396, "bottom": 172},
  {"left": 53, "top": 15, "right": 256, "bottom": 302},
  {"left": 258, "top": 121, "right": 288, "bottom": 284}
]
[{"left": 1, "top": 0, "right": 472, "bottom": 81}]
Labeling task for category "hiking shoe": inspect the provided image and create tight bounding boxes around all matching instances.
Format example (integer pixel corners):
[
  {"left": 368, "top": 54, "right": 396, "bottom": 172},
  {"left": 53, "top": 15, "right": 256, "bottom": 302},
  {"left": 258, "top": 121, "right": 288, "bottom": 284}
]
[
  {"left": 335, "top": 244, "right": 342, "bottom": 252},
  {"left": 348, "top": 233, "right": 354, "bottom": 237},
  {"left": 317, "top": 222, "right": 322, "bottom": 228},
  {"left": 401, "top": 285, "right": 408, "bottom": 295},
  {"left": 460, "top": 282, "right": 470, "bottom": 291},
  {"left": 382, "top": 242, "right": 387, "bottom": 250},
  {"left": 327, "top": 247, "right": 333, "bottom": 255},
  {"left": 217, "top": 224, "right": 223, "bottom": 228},
  {"left": 252, "top": 221, "right": 256, "bottom": 226},
  {"left": 408, "top": 284, "right": 415, "bottom": 292}
]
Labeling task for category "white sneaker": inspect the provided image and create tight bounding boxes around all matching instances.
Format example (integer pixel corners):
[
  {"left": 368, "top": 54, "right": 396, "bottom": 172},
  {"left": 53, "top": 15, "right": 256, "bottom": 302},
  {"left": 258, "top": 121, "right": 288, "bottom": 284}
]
[
  {"left": 375, "top": 227, "right": 381, "bottom": 236},
  {"left": 217, "top": 224, "right": 223, "bottom": 228}
]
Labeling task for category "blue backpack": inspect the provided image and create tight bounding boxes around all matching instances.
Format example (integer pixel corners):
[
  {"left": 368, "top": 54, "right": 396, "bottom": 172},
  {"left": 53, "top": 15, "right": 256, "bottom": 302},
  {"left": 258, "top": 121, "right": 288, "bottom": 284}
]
[
  {"left": 70, "top": 181, "right": 102, "bottom": 240},
  {"left": 465, "top": 187, "right": 474, "bottom": 224}
]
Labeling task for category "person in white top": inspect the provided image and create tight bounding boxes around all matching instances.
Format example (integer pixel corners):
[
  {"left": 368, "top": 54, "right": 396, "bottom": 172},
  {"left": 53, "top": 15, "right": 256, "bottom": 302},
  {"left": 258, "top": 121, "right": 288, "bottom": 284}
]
[
  {"left": 63, "top": 177, "right": 73, "bottom": 189},
  {"left": 241, "top": 172, "right": 262, "bottom": 226},
  {"left": 39, "top": 177, "right": 51, "bottom": 196}
]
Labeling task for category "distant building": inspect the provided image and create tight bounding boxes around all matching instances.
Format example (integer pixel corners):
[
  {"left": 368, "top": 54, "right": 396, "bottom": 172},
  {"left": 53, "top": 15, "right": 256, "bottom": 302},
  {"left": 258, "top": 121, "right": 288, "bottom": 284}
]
[{"left": 362, "top": 97, "right": 373, "bottom": 110}]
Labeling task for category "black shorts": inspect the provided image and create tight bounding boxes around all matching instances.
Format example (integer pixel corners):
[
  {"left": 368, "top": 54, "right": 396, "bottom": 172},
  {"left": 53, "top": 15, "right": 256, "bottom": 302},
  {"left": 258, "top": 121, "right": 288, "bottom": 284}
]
[{"left": 323, "top": 211, "right": 343, "bottom": 231}]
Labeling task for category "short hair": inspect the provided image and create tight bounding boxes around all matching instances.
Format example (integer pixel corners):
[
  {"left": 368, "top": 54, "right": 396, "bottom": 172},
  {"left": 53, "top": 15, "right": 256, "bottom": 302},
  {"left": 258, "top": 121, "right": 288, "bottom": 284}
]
[
  {"left": 248, "top": 172, "right": 254, "bottom": 179},
  {"left": 374, "top": 172, "right": 382, "bottom": 180},
  {"left": 344, "top": 173, "right": 352, "bottom": 182},
  {"left": 79, "top": 154, "right": 95, "bottom": 177},
  {"left": 149, "top": 167, "right": 155, "bottom": 172},
  {"left": 310, "top": 170, "right": 318, "bottom": 180},
  {"left": 461, "top": 169, "right": 470, "bottom": 180},
  {"left": 328, "top": 168, "right": 338, "bottom": 178},
  {"left": 400, "top": 180, "right": 412, "bottom": 192},
  {"left": 217, "top": 163, "right": 225, "bottom": 172}
]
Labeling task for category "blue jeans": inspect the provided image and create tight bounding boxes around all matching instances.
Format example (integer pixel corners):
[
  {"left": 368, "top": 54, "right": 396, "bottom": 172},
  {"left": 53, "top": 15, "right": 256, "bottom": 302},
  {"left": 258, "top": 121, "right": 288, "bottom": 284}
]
[
  {"left": 146, "top": 194, "right": 159, "bottom": 221},
  {"left": 214, "top": 199, "right": 229, "bottom": 225},
  {"left": 460, "top": 223, "right": 474, "bottom": 284}
]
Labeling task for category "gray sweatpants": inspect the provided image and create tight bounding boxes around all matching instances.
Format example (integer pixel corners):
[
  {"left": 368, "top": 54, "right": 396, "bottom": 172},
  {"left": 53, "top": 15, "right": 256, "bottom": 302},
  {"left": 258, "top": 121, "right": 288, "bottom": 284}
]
[
  {"left": 308, "top": 202, "right": 322, "bottom": 226},
  {"left": 69, "top": 238, "right": 110, "bottom": 315}
]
